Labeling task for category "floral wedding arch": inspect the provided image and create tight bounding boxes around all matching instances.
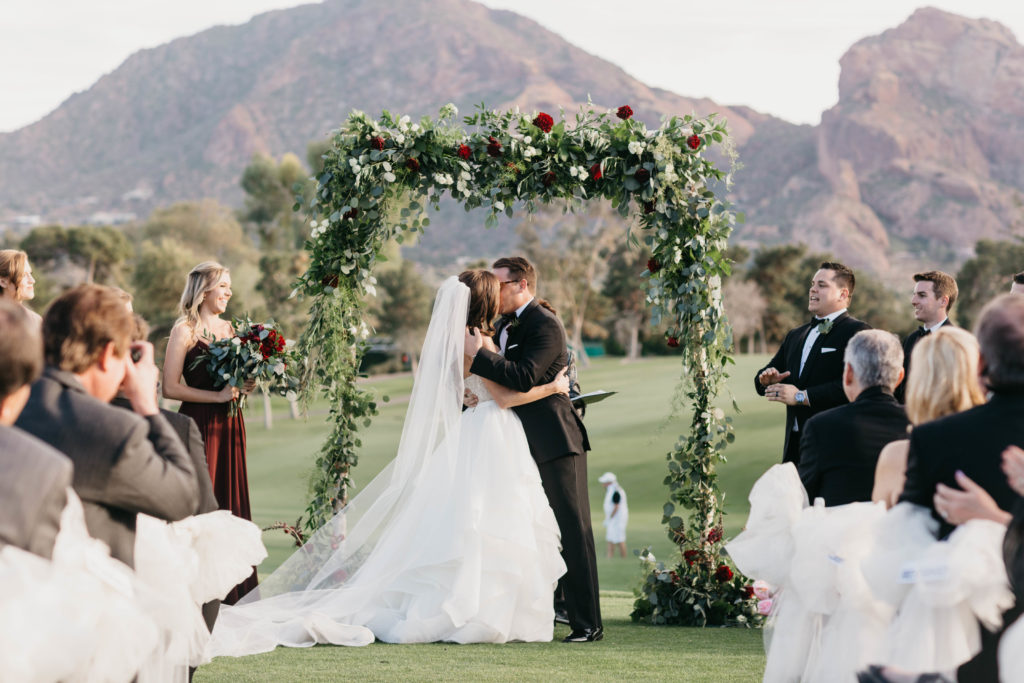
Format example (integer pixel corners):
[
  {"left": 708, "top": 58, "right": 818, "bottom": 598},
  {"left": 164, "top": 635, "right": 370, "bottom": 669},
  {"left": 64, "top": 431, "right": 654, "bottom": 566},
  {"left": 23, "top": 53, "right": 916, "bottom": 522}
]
[{"left": 295, "top": 102, "right": 753, "bottom": 625}]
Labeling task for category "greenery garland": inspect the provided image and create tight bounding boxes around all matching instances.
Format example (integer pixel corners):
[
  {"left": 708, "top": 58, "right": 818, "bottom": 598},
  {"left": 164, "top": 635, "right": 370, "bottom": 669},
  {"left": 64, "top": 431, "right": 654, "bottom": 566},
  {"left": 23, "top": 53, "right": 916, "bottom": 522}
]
[{"left": 296, "top": 102, "right": 757, "bottom": 625}]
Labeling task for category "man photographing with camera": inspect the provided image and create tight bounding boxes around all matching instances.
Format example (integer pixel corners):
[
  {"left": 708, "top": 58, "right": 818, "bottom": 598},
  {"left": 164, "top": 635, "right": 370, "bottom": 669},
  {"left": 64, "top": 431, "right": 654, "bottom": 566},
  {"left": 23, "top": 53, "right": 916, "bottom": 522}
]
[{"left": 16, "top": 284, "right": 199, "bottom": 568}]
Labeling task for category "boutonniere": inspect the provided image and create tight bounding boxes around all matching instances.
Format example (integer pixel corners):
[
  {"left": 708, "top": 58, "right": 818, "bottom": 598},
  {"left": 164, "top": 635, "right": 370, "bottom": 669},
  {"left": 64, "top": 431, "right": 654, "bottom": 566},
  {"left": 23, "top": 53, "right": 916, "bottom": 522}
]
[
  {"left": 816, "top": 318, "right": 834, "bottom": 335},
  {"left": 509, "top": 317, "right": 521, "bottom": 330}
]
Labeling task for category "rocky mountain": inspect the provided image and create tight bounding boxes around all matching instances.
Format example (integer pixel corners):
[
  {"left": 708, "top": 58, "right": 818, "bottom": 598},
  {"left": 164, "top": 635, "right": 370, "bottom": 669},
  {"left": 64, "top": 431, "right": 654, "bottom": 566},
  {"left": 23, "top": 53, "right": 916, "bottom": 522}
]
[
  {"left": 2, "top": 4, "right": 1023, "bottom": 276},
  {"left": 0, "top": 0, "right": 751, "bottom": 244},
  {"left": 732, "top": 7, "right": 1024, "bottom": 278}
]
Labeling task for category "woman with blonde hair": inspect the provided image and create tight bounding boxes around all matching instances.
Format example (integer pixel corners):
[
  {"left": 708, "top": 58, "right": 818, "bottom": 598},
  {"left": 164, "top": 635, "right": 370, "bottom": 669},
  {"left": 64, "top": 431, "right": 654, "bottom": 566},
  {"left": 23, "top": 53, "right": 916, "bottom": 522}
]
[
  {"left": 163, "top": 261, "right": 257, "bottom": 603},
  {"left": 871, "top": 327, "right": 986, "bottom": 507},
  {"left": 0, "top": 249, "right": 41, "bottom": 327}
]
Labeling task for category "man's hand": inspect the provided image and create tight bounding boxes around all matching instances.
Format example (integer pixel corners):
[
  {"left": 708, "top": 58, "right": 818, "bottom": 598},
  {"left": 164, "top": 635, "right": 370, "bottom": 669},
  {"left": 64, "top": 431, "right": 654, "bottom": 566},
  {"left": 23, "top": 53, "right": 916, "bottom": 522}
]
[
  {"left": 464, "top": 327, "right": 484, "bottom": 358},
  {"left": 121, "top": 341, "right": 160, "bottom": 416},
  {"left": 463, "top": 388, "right": 479, "bottom": 408},
  {"left": 758, "top": 367, "right": 791, "bottom": 387},
  {"left": 934, "top": 470, "right": 1011, "bottom": 526},
  {"left": 766, "top": 383, "right": 801, "bottom": 406}
]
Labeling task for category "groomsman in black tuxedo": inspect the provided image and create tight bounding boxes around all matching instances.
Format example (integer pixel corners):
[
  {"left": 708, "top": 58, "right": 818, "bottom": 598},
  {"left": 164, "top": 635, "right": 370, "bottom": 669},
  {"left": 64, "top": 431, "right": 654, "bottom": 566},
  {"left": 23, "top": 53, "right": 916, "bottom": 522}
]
[
  {"left": 894, "top": 270, "right": 957, "bottom": 403},
  {"left": 755, "top": 262, "right": 871, "bottom": 465},
  {"left": 465, "top": 256, "right": 601, "bottom": 643},
  {"left": 797, "top": 330, "right": 908, "bottom": 505},
  {"left": 1011, "top": 271, "right": 1024, "bottom": 294}
]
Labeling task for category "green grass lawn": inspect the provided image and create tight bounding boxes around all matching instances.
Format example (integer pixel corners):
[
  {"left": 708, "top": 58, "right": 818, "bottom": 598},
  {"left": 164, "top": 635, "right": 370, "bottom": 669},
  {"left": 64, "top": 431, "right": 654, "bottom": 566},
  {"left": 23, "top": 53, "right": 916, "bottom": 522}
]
[{"left": 197, "top": 354, "right": 780, "bottom": 680}]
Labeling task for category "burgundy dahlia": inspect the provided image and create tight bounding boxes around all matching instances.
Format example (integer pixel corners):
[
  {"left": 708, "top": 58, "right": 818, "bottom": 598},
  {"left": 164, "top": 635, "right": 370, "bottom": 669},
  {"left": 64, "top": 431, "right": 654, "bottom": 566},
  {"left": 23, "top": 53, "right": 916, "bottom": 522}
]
[
  {"left": 487, "top": 136, "right": 503, "bottom": 157},
  {"left": 715, "top": 564, "right": 733, "bottom": 582},
  {"left": 370, "top": 136, "right": 385, "bottom": 151},
  {"left": 342, "top": 208, "right": 360, "bottom": 220},
  {"left": 646, "top": 258, "right": 660, "bottom": 273},
  {"left": 533, "top": 112, "right": 554, "bottom": 133},
  {"left": 667, "top": 336, "right": 680, "bottom": 348},
  {"left": 542, "top": 171, "right": 556, "bottom": 187},
  {"left": 643, "top": 201, "right": 655, "bottom": 215},
  {"left": 635, "top": 168, "right": 650, "bottom": 183},
  {"left": 589, "top": 162, "right": 602, "bottom": 181},
  {"left": 687, "top": 134, "right": 702, "bottom": 150},
  {"left": 616, "top": 105, "right": 633, "bottom": 120},
  {"left": 706, "top": 527, "right": 723, "bottom": 544},
  {"left": 457, "top": 144, "right": 471, "bottom": 160},
  {"left": 405, "top": 157, "right": 420, "bottom": 173},
  {"left": 683, "top": 549, "right": 700, "bottom": 566}
]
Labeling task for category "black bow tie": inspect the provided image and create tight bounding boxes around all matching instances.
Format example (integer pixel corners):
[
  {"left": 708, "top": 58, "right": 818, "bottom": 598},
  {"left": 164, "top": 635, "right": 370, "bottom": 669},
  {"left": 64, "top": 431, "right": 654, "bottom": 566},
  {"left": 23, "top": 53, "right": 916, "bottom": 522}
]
[
  {"left": 812, "top": 316, "right": 826, "bottom": 325},
  {"left": 919, "top": 327, "right": 931, "bottom": 336},
  {"left": 500, "top": 313, "right": 517, "bottom": 326}
]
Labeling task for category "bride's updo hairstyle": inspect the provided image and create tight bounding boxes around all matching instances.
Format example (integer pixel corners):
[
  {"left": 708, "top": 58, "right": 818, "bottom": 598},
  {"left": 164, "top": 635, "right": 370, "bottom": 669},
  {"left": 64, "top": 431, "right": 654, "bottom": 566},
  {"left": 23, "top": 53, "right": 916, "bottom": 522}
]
[
  {"left": 905, "top": 327, "right": 985, "bottom": 425},
  {"left": 177, "top": 261, "right": 229, "bottom": 331},
  {"left": 459, "top": 269, "right": 499, "bottom": 336}
]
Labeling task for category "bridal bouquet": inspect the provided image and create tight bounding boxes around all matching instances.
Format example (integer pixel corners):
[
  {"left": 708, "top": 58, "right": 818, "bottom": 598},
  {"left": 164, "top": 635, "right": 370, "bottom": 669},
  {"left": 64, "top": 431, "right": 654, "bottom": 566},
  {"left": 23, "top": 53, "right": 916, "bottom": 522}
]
[{"left": 191, "top": 316, "right": 303, "bottom": 416}]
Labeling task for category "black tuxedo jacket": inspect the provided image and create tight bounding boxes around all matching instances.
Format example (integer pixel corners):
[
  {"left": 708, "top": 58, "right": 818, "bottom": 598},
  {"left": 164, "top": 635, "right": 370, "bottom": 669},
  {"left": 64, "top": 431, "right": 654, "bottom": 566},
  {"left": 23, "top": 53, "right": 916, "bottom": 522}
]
[
  {"left": 895, "top": 319, "right": 954, "bottom": 403},
  {"left": 470, "top": 299, "right": 590, "bottom": 464},
  {"left": 900, "top": 392, "right": 1024, "bottom": 539},
  {"left": 797, "top": 385, "right": 909, "bottom": 505},
  {"left": 754, "top": 311, "right": 871, "bottom": 463}
]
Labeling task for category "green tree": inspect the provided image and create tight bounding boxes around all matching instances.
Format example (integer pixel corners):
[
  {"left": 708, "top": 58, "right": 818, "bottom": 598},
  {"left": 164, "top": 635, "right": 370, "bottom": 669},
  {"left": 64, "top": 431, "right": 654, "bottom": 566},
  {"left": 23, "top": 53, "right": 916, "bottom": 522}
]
[
  {"left": 131, "top": 237, "right": 200, "bottom": 341},
  {"left": 602, "top": 240, "right": 651, "bottom": 360},
  {"left": 139, "top": 200, "right": 257, "bottom": 268},
  {"left": 374, "top": 260, "right": 433, "bottom": 372},
  {"left": 21, "top": 224, "right": 134, "bottom": 289},
  {"left": 956, "top": 239, "right": 1024, "bottom": 330},
  {"left": 239, "top": 153, "right": 312, "bottom": 250},
  {"left": 517, "top": 203, "right": 621, "bottom": 364}
]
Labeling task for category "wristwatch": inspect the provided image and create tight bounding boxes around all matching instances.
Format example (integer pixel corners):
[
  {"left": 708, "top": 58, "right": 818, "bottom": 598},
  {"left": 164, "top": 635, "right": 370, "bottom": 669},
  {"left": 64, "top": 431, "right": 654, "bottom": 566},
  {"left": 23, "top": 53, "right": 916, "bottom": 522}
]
[{"left": 794, "top": 390, "right": 807, "bottom": 406}]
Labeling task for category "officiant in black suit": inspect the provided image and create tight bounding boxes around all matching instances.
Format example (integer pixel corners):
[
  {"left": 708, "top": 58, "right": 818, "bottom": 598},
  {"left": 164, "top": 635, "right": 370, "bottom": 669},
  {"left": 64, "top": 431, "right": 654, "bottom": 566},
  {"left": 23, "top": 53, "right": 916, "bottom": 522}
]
[
  {"left": 755, "top": 262, "right": 871, "bottom": 465},
  {"left": 465, "top": 256, "right": 602, "bottom": 643},
  {"left": 894, "top": 270, "right": 957, "bottom": 403},
  {"left": 797, "top": 330, "right": 908, "bottom": 505}
]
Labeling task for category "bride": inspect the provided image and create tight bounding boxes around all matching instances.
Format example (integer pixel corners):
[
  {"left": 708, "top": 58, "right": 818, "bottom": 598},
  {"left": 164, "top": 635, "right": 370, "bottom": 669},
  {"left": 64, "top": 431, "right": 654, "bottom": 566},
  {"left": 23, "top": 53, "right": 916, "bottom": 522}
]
[{"left": 209, "top": 270, "right": 568, "bottom": 655}]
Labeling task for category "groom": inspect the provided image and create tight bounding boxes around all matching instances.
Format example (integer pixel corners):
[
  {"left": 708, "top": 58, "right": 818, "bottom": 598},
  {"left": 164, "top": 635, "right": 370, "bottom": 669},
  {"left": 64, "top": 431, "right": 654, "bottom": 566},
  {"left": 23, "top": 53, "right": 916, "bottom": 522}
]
[{"left": 465, "top": 256, "right": 603, "bottom": 643}]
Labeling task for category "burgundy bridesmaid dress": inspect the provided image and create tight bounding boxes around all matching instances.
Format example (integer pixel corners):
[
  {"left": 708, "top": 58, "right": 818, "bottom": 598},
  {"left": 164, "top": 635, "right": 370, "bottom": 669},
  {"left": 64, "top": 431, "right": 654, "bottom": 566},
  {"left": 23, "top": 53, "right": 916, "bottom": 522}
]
[{"left": 179, "top": 340, "right": 259, "bottom": 604}]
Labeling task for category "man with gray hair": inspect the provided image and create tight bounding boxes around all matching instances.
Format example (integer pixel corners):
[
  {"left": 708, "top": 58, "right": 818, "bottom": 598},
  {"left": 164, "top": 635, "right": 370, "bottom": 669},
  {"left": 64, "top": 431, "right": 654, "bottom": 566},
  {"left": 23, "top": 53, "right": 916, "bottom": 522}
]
[{"left": 797, "top": 330, "right": 909, "bottom": 505}]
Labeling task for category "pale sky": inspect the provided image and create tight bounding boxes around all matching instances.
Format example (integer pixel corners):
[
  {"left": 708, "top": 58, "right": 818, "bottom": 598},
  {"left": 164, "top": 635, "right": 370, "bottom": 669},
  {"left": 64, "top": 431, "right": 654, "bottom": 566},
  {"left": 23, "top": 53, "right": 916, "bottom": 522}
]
[{"left": 2, "top": 0, "right": 1023, "bottom": 133}]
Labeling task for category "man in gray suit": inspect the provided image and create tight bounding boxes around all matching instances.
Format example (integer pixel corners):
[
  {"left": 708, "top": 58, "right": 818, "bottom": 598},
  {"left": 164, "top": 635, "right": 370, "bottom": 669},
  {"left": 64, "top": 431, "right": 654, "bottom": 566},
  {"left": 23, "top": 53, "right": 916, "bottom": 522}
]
[
  {"left": 0, "top": 301, "right": 73, "bottom": 559},
  {"left": 16, "top": 284, "right": 199, "bottom": 568}
]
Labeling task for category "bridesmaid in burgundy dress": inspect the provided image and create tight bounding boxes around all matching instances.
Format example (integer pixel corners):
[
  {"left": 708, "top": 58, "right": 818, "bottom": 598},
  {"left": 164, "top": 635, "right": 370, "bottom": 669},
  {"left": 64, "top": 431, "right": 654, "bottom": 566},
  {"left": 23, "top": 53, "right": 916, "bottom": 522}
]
[{"left": 163, "top": 261, "right": 257, "bottom": 604}]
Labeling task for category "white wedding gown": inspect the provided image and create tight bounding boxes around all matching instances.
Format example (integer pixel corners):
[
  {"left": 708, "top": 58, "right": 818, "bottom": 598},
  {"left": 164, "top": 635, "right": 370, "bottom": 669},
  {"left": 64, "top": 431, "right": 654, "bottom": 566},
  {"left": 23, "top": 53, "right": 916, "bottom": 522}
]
[{"left": 209, "top": 277, "right": 566, "bottom": 656}]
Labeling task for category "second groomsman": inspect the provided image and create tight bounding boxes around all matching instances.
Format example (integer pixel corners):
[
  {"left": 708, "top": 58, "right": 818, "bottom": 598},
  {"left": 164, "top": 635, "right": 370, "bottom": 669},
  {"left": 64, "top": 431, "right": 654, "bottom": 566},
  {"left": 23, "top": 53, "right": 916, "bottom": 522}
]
[{"left": 896, "top": 271, "right": 957, "bottom": 402}]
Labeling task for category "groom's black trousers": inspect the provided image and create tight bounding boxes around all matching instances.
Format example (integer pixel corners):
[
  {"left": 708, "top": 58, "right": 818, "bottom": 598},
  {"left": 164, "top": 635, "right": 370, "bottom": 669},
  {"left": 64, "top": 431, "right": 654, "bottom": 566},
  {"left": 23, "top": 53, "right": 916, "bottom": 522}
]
[{"left": 537, "top": 453, "right": 602, "bottom": 632}]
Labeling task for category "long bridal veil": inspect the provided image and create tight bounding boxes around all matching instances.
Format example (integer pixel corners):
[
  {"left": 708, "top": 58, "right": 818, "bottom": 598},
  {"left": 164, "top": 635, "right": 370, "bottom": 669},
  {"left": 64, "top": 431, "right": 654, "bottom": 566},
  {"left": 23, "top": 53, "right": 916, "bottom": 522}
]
[{"left": 210, "top": 276, "right": 468, "bottom": 654}]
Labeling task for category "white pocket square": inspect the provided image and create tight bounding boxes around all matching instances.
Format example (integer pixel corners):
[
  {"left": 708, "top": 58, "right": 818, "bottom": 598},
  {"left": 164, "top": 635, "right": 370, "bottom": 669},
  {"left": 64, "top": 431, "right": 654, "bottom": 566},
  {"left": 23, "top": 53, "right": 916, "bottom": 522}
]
[
  {"left": 821, "top": 347, "right": 837, "bottom": 353},
  {"left": 507, "top": 344, "right": 519, "bottom": 351}
]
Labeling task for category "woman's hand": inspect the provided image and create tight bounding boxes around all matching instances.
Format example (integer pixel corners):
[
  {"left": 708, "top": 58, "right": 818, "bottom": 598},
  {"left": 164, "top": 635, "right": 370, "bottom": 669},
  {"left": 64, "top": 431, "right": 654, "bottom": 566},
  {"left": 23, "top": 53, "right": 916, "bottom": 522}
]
[
  {"left": 241, "top": 378, "right": 257, "bottom": 396},
  {"left": 217, "top": 384, "right": 240, "bottom": 403},
  {"left": 1003, "top": 446, "right": 1024, "bottom": 496},
  {"left": 934, "top": 470, "right": 1012, "bottom": 526}
]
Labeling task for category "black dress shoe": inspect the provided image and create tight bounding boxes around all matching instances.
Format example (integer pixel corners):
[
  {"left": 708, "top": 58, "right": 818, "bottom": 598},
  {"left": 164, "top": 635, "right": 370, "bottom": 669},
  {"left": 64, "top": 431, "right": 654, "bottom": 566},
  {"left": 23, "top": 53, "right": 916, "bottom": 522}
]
[
  {"left": 553, "top": 609, "right": 570, "bottom": 625},
  {"left": 562, "top": 627, "right": 603, "bottom": 643}
]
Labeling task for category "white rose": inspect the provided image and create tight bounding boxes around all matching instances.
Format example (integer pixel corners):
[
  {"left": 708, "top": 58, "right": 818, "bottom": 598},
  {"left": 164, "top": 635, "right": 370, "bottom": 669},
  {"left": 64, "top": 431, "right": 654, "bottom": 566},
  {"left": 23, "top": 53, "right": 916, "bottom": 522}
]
[
  {"left": 523, "top": 135, "right": 532, "bottom": 144},
  {"left": 395, "top": 134, "right": 405, "bottom": 145}
]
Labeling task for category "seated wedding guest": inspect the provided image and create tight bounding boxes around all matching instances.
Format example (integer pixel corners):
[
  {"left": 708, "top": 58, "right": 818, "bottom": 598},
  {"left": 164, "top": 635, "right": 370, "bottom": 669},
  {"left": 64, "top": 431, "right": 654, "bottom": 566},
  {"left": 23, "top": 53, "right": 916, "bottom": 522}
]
[
  {"left": 15, "top": 284, "right": 199, "bottom": 568},
  {"left": 872, "top": 328, "right": 986, "bottom": 508},
  {"left": 0, "top": 301, "right": 72, "bottom": 559},
  {"left": 896, "top": 271, "right": 957, "bottom": 403},
  {"left": 797, "top": 330, "right": 908, "bottom": 506},
  {"left": 1011, "top": 271, "right": 1024, "bottom": 294},
  {"left": 0, "top": 249, "right": 41, "bottom": 327},
  {"left": 888, "top": 293, "right": 1024, "bottom": 683}
]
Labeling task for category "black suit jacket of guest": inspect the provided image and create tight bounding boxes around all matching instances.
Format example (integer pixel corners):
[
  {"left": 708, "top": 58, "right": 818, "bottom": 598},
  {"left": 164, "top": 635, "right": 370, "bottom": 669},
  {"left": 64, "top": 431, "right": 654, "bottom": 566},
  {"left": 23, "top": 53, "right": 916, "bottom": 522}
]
[
  {"left": 754, "top": 312, "right": 871, "bottom": 464},
  {"left": 900, "top": 392, "right": 1024, "bottom": 539},
  {"left": 895, "top": 319, "right": 954, "bottom": 403},
  {"left": 15, "top": 367, "right": 200, "bottom": 567},
  {"left": 797, "top": 385, "right": 909, "bottom": 506},
  {"left": 470, "top": 299, "right": 590, "bottom": 464},
  {"left": 0, "top": 425, "right": 73, "bottom": 559}
]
